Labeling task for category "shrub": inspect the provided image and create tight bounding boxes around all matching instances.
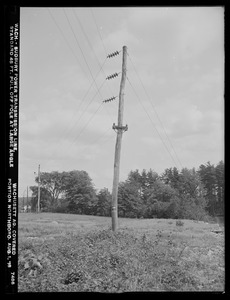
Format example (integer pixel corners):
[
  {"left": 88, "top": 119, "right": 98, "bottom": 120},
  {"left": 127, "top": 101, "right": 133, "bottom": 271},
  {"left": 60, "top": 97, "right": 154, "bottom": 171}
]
[{"left": 176, "top": 220, "right": 184, "bottom": 227}]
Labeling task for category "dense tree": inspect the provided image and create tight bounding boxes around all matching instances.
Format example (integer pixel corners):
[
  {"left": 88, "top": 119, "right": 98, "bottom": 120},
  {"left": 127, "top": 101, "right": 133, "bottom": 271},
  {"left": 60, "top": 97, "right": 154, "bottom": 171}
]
[
  {"left": 161, "top": 167, "right": 182, "bottom": 195},
  {"left": 64, "top": 170, "right": 97, "bottom": 214},
  {"left": 118, "top": 181, "right": 142, "bottom": 218},
  {"left": 35, "top": 171, "right": 67, "bottom": 210},
  {"left": 118, "top": 170, "right": 177, "bottom": 218},
  {"left": 117, "top": 166, "right": 212, "bottom": 220},
  {"left": 96, "top": 188, "right": 111, "bottom": 216},
  {"left": 30, "top": 186, "right": 52, "bottom": 212},
  {"left": 141, "top": 179, "right": 177, "bottom": 218},
  {"left": 215, "top": 160, "right": 224, "bottom": 215},
  {"left": 29, "top": 161, "right": 224, "bottom": 220},
  {"left": 126, "top": 169, "right": 142, "bottom": 197},
  {"left": 198, "top": 162, "right": 217, "bottom": 215},
  {"left": 146, "top": 169, "right": 159, "bottom": 188},
  {"left": 179, "top": 167, "right": 204, "bottom": 198}
]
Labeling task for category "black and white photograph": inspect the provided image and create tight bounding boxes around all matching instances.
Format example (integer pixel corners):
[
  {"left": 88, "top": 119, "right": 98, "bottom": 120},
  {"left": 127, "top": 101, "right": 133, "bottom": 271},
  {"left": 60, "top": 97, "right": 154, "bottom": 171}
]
[{"left": 6, "top": 6, "right": 225, "bottom": 293}]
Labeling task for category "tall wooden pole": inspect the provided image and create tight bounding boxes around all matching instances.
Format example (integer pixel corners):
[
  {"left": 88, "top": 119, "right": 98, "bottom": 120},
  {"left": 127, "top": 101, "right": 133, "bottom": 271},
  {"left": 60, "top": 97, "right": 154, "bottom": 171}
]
[
  {"left": 27, "top": 186, "right": 28, "bottom": 212},
  {"left": 111, "top": 45, "right": 128, "bottom": 231},
  {"left": 22, "top": 193, "right": 24, "bottom": 213},
  {"left": 37, "top": 164, "right": 41, "bottom": 213}
]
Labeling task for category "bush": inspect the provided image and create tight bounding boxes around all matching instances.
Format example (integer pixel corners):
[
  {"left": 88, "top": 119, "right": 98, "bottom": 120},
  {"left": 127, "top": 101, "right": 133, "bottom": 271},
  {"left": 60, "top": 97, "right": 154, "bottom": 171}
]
[
  {"left": 168, "top": 195, "right": 208, "bottom": 221},
  {"left": 18, "top": 218, "right": 225, "bottom": 292},
  {"left": 176, "top": 220, "right": 184, "bottom": 227}
]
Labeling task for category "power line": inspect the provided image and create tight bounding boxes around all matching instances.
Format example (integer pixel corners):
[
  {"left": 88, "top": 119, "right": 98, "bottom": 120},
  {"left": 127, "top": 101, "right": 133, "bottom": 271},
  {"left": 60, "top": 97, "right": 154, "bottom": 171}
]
[
  {"left": 71, "top": 102, "right": 104, "bottom": 146},
  {"left": 75, "top": 8, "right": 128, "bottom": 128},
  {"left": 52, "top": 8, "right": 109, "bottom": 145},
  {"left": 86, "top": 126, "right": 114, "bottom": 149},
  {"left": 127, "top": 77, "right": 180, "bottom": 169},
  {"left": 47, "top": 8, "right": 89, "bottom": 81},
  {"left": 49, "top": 8, "right": 114, "bottom": 159},
  {"left": 128, "top": 53, "right": 183, "bottom": 169},
  {"left": 63, "top": 8, "right": 102, "bottom": 93},
  {"left": 68, "top": 125, "right": 115, "bottom": 164},
  {"left": 48, "top": 8, "right": 108, "bottom": 144},
  {"left": 48, "top": 9, "right": 123, "bottom": 163},
  {"left": 59, "top": 76, "right": 107, "bottom": 144},
  {"left": 73, "top": 9, "right": 105, "bottom": 67},
  {"left": 59, "top": 79, "right": 107, "bottom": 158},
  {"left": 73, "top": 11, "right": 118, "bottom": 121},
  {"left": 90, "top": 8, "right": 108, "bottom": 56},
  {"left": 63, "top": 8, "right": 117, "bottom": 128}
]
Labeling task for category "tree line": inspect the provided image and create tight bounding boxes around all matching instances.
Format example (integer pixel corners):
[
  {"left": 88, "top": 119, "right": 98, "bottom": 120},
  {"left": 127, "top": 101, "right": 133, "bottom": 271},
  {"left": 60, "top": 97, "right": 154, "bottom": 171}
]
[{"left": 29, "top": 160, "right": 224, "bottom": 220}]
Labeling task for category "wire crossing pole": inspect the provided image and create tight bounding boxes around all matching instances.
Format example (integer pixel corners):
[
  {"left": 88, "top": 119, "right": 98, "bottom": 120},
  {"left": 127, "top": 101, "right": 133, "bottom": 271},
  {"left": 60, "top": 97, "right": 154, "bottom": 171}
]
[
  {"left": 37, "top": 164, "right": 41, "bottom": 213},
  {"left": 111, "top": 45, "right": 128, "bottom": 231}
]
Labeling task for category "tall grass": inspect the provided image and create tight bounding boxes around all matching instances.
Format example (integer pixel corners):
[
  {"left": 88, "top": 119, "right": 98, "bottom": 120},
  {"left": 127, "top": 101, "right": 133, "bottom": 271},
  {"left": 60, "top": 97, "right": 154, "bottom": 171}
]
[{"left": 18, "top": 213, "right": 224, "bottom": 292}]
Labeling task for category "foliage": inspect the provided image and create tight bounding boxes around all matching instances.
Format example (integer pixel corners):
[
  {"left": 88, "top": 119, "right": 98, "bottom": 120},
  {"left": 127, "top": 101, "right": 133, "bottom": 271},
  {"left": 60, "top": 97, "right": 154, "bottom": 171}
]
[
  {"left": 31, "top": 170, "right": 98, "bottom": 215},
  {"left": 35, "top": 171, "right": 67, "bottom": 207},
  {"left": 30, "top": 186, "right": 52, "bottom": 212},
  {"left": 64, "top": 170, "right": 97, "bottom": 215},
  {"left": 176, "top": 220, "right": 184, "bottom": 226},
  {"left": 29, "top": 161, "right": 224, "bottom": 221},
  {"left": 118, "top": 181, "right": 142, "bottom": 218},
  {"left": 18, "top": 214, "right": 225, "bottom": 292},
  {"left": 198, "top": 161, "right": 224, "bottom": 216},
  {"left": 96, "top": 188, "right": 112, "bottom": 217},
  {"left": 117, "top": 167, "right": 210, "bottom": 220}
]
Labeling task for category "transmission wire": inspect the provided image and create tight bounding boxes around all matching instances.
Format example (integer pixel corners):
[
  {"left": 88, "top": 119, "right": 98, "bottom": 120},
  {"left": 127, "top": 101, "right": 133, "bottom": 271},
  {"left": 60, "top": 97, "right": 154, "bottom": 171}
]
[
  {"left": 128, "top": 53, "right": 183, "bottom": 169},
  {"left": 127, "top": 77, "right": 180, "bottom": 169}
]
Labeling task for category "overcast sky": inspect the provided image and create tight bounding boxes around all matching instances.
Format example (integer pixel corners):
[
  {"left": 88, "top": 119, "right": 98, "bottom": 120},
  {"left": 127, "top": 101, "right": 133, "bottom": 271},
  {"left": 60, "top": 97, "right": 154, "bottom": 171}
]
[{"left": 19, "top": 7, "right": 224, "bottom": 197}]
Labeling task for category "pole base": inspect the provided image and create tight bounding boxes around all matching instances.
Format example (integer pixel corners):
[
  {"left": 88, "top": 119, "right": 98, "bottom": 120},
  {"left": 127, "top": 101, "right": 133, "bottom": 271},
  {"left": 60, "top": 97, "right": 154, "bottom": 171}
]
[{"left": 111, "top": 207, "right": 118, "bottom": 231}]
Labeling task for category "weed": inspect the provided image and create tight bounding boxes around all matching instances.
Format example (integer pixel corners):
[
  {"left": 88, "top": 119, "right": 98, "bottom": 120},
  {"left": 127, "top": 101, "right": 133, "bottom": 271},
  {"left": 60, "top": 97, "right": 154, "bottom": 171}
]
[
  {"left": 18, "top": 213, "right": 224, "bottom": 292},
  {"left": 176, "top": 220, "right": 184, "bottom": 227}
]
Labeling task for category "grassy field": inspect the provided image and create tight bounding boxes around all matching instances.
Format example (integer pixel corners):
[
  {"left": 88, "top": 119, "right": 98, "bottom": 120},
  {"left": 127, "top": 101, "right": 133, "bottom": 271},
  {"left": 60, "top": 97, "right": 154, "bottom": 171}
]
[{"left": 18, "top": 213, "right": 225, "bottom": 292}]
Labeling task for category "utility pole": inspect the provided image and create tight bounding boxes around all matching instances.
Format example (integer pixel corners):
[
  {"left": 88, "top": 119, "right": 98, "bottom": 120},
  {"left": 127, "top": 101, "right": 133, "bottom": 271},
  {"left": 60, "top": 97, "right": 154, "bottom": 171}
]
[
  {"left": 111, "top": 45, "right": 128, "bottom": 231},
  {"left": 27, "top": 186, "right": 28, "bottom": 212},
  {"left": 37, "top": 164, "right": 41, "bottom": 213},
  {"left": 22, "top": 192, "right": 24, "bottom": 213}
]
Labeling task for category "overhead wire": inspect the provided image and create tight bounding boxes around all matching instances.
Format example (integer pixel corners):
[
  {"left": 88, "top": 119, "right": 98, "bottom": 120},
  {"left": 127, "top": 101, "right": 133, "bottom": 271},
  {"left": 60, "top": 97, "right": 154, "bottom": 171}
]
[
  {"left": 57, "top": 9, "right": 109, "bottom": 146},
  {"left": 89, "top": 8, "right": 128, "bottom": 125},
  {"left": 127, "top": 52, "right": 183, "bottom": 169},
  {"left": 60, "top": 101, "right": 104, "bottom": 154},
  {"left": 73, "top": 9, "right": 106, "bottom": 67},
  {"left": 47, "top": 8, "right": 89, "bottom": 81},
  {"left": 56, "top": 8, "right": 116, "bottom": 153},
  {"left": 59, "top": 59, "right": 108, "bottom": 141},
  {"left": 63, "top": 8, "right": 102, "bottom": 94},
  {"left": 63, "top": 79, "right": 106, "bottom": 144},
  {"left": 47, "top": 8, "right": 108, "bottom": 145},
  {"left": 127, "top": 77, "right": 180, "bottom": 169},
  {"left": 45, "top": 8, "right": 184, "bottom": 191},
  {"left": 81, "top": 126, "right": 115, "bottom": 154},
  {"left": 63, "top": 8, "right": 117, "bottom": 126},
  {"left": 71, "top": 102, "right": 104, "bottom": 144},
  {"left": 65, "top": 8, "right": 122, "bottom": 158},
  {"left": 48, "top": 8, "right": 124, "bottom": 159},
  {"left": 90, "top": 8, "right": 108, "bottom": 56},
  {"left": 72, "top": 9, "right": 119, "bottom": 123},
  {"left": 60, "top": 9, "right": 115, "bottom": 145}
]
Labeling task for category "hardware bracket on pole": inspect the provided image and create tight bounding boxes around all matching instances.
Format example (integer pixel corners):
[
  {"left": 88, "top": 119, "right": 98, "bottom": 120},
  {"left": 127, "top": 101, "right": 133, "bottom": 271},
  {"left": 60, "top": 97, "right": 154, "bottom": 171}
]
[{"left": 112, "top": 123, "right": 128, "bottom": 132}]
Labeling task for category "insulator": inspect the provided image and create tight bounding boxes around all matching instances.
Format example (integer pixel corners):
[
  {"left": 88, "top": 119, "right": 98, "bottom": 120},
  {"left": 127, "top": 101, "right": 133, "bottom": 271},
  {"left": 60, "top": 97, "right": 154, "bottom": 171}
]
[
  {"left": 106, "top": 72, "right": 119, "bottom": 80},
  {"left": 103, "top": 96, "right": 117, "bottom": 103},
  {"left": 107, "top": 50, "right": 120, "bottom": 59}
]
